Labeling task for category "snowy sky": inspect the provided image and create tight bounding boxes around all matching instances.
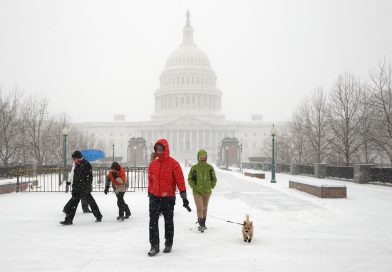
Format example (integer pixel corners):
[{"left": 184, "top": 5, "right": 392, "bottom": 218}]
[{"left": 0, "top": 0, "right": 391, "bottom": 123}]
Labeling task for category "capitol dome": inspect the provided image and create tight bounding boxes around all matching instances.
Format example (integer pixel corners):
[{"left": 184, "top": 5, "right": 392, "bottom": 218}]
[
  {"left": 165, "top": 45, "right": 211, "bottom": 68},
  {"left": 151, "top": 11, "right": 225, "bottom": 122}
]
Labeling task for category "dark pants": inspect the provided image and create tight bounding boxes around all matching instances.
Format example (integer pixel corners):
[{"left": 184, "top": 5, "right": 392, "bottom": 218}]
[
  {"left": 149, "top": 195, "right": 176, "bottom": 248},
  {"left": 116, "top": 192, "right": 131, "bottom": 217},
  {"left": 63, "top": 198, "right": 90, "bottom": 213},
  {"left": 64, "top": 190, "right": 102, "bottom": 223}
]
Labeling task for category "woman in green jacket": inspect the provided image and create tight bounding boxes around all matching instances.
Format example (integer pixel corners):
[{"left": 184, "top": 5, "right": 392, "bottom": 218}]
[{"left": 188, "top": 149, "right": 217, "bottom": 232}]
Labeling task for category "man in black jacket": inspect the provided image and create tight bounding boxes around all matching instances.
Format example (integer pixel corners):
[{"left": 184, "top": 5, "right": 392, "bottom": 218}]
[
  {"left": 60, "top": 151, "right": 102, "bottom": 225},
  {"left": 63, "top": 161, "right": 92, "bottom": 214}
]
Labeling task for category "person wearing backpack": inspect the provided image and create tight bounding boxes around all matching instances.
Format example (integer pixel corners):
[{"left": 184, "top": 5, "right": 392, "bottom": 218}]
[{"left": 104, "top": 162, "right": 131, "bottom": 221}]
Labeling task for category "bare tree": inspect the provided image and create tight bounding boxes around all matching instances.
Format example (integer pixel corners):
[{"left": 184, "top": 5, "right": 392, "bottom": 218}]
[
  {"left": 45, "top": 112, "right": 72, "bottom": 165},
  {"left": 275, "top": 126, "right": 292, "bottom": 164},
  {"left": 357, "top": 89, "right": 377, "bottom": 163},
  {"left": 0, "top": 87, "right": 23, "bottom": 166},
  {"left": 303, "top": 88, "right": 329, "bottom": 163},
  {"left": 327, "top": 73, "right": 364, "bottom": 166},
  {"left": 368, "top": 60, "right": 392, "bottom": 164},
  {"left": 260, "top": 124, "right": 293, "bottom": 164},
  {"left": 21, "top": 95, "right": 55, "bottom": 165},
  {"left": 288, "top": 105, "right": 307, "bottom": 163},
  {"left": 60, "top": 124, "right": 101, "bottom": 162}
]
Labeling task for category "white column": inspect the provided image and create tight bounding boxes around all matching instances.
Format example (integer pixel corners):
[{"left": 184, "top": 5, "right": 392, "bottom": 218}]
[
  {"left": 172, "top": 130, "right": 176, "bottom": 152},
  {"left": 196, "top": 129, "right": 199, "bottom": 150},
  {"left": 210, "top": 129, "right": 213, "bottom": 149},
  {"left": 183, "top": 130, "right": 186, "bottom": 151},
  {"left": 177, "top": 130, "right": 180, "bottom": 151},
  {"left": 201, "top": 130, "right": 204, "bottom": 148}
]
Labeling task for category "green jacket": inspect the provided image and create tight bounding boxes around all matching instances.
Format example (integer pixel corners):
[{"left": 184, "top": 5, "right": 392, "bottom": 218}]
[{"left": 188, "top": 149, "right": 217, "bottom": 195}]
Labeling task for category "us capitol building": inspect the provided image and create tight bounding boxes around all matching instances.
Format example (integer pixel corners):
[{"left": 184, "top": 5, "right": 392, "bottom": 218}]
[{"left": 78, "top": 12, "right": 276, "bottom": 165}]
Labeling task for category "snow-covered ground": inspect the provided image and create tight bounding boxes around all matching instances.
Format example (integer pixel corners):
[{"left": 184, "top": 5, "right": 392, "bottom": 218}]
[{"left": 1, "top": 168, "right": 392, "bottom": 272}]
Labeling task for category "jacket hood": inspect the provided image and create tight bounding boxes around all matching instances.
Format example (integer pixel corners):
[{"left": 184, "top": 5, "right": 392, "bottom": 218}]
[
  {"left": 154, "top": 138, "right": 170, "bottom": 160},
  {"left": 197, "top": 149, "right": 208, "bottom": 161}
]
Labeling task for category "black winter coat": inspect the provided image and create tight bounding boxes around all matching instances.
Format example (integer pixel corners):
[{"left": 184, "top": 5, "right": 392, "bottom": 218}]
[{"left": 72, "top": 159, "right": 93, "bottom": 193}]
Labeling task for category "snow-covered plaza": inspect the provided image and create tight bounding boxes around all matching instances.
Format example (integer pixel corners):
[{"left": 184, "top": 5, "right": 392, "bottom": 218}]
[{"left": 1, "top": 167, "right": 392, "bottom": 272}]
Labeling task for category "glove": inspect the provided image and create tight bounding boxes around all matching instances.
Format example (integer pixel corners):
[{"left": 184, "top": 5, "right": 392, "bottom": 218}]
[
  {"left": 104, "top": 186, "right": 109, "bottom": 195},
  {"left": 191, "top": 170, "right": 197, "bottom": 182},
  {"left": 180, "top": 191, "right": 191, "bottom": 212},
  {"left": 66, "top": 181, "right": 71, "bottom": 186},
  {"left": 111, "top": 171, "right": 118, "bottom": 179}
]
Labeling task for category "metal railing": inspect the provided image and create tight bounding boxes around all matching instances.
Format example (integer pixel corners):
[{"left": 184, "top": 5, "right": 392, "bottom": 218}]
[{"left": 0, "top": 166, "right": 148, "bottom": 192}]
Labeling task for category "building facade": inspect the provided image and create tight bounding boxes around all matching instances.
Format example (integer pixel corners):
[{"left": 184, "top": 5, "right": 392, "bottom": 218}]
[{"left": 78, "top": 12, "right": 277, "bottom": 165}]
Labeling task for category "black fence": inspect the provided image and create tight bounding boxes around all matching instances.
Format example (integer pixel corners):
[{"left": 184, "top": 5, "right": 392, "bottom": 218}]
[
  {"left": 0, "top": 166, "right": 148, "bottom": 192},
  {"left": 298, "top": 165, "right": 315, "bottom": 175},
  {"left": 326, "top": 165, "right": 354, "bottom": 180},
  {"left": 276, "top": 164, "right": 291, "bottom": 173},
  {"left": 371, "top": 168, "right": 392, "bottom": 184}
]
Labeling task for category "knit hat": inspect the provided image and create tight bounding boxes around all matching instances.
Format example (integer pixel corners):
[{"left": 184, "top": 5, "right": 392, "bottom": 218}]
[{"left": 71, "top": 150, "right": 83, "bottom": 159}]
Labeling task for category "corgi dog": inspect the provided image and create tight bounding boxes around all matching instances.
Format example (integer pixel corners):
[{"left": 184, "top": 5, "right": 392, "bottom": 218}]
[{"left": 242, "top": 214, "right": 254, "bottom": 243}]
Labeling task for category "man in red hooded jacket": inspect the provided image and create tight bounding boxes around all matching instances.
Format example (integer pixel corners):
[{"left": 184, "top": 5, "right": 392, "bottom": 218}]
[{"left": 147, "top": 139, "right": 190, "bottom": 256}]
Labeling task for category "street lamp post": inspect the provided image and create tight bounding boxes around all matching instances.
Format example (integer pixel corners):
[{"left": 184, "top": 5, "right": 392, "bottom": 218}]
[
  {"left": 62, "top": 126, "right": 69, "bottom": 186},
  {"left": 133, "top": 146, "right": 137, "bottom": 167},
  {"left": 225, "top": 145, "right": 229, "bottom": 170},
  {"left": 271, "top": 124, "right": 277, "bottom": 183},
  {"left": 112, "top": 139, "right": 115, "bottom": 162}
]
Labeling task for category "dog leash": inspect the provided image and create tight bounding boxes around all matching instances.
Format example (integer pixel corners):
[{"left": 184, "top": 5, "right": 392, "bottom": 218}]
[
  {"left": 186, "top": 205, "right": 244, "bottom": 225},
  {"left": 206, "top": 214, "right": 244, "bottom": 226}
]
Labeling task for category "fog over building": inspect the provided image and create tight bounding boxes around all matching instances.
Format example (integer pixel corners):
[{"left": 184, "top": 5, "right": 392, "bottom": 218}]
[{"left": 78, "top": 11, "right": 279, "bottom": 164}]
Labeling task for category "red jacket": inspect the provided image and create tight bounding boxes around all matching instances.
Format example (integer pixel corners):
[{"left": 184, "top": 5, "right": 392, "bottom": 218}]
[
  {"left": 148, "top": 139, "right": 186, "bottom": 197},
  {"left": 108, "top": 166, "right": 126, "bottom": 187}
]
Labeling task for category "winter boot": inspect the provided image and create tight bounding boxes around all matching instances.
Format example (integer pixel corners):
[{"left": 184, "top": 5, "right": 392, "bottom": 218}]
[
  {"left": 59, "top": 220, "right": 73, "bottom": 225},
  {"left": 203, "top": 218, "right": 207, "bottom": 230},
  {"left": 163, "top": 245, "right": 172, "bottom": 253},
  {"left": 163, "top": 241, "right": 172, "bottom": 253},
  {"left": 117, "top": 216, "right": 125, "bottom": 221},
  {"left": 95, "top": 216, "right": 102, "bottom": 222},
  {"left": 147, "top": 245, "right": 160, "bottom": 257},
  {"left": 197, "top": 218, "right": 204, "bottom": 233},
  {"left": 124, "top": 210, "right": 131, "bottom": 219}
]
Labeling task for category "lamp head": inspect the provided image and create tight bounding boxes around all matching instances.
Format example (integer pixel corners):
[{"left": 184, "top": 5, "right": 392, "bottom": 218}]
[
  {"left": 62, "top": 126, "right": 69, "bottom": 136},
  {"left": 271, "top": 124, "right": 277, "bottom": 137}
]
